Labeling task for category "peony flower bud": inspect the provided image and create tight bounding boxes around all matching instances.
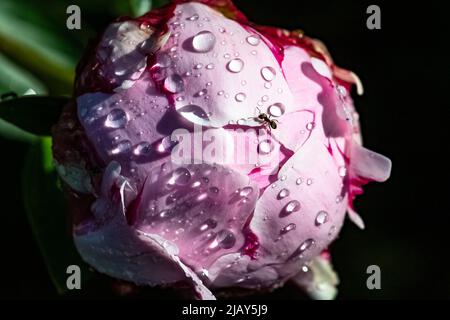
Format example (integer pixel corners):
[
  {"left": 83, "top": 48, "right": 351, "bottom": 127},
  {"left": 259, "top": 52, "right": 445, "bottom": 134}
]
[{"left": 52, "top": 0, "right": 391, "bottom": 299}]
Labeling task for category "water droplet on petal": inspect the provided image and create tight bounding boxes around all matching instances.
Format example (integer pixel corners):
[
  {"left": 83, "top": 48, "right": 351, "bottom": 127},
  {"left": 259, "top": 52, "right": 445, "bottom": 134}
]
[
  {"left": 175, "top": 228, "right": 185, "bottom": 235},
  {"left": 159, "top": 209, "right": 175, "bottom": 219},
  {"left": 133, "top": 142, "right": 151, "bottom": 156},
  {"left": 110, "top": 140, "right": 132, "bottom": 155},
  {"left": 216, "top": 229, "right": 236, "bottom": 249},
  {"left": 281, "top": 200, "right": 301, "bottom": 216},
  {"left": 105, "top": 109, "right": 129, "bottom": 128},
  {"left": 239, "top": 186, "right": 253, "bottom": 197},
  {"left": 337, "top": 85, "right": 347, "bottom": 96},
  {"left": 164, "top": 74, "right": 184, "bottom": 93},
  {"left": 187, "top": 14, "right": 199, "bottom": 21},
  {"left": 206, "top": 63, "right": 214, "bottom": 69},
  {"left": 199, "top": 218, "right": 217, "bottom": 232},
  {"left": 192, "top": 31, "right": 216, "bottom": 53},
  {"left": 261, "top": 66, "right": 276, "bottom": 81},
  {"left": 280, "top": 223, "right": 296, "bottom": 235},
  {"left": 167, "top": 167, "right": 191, "bottom": 186},
  {"left": 209, "top": 186, "right": 219, "bottom": 194},
  {"left": 195, "top": 89, "right": 207, "bottom": 97},
  {"left": 268, "top": 103, "right": 285, "bottom": 117},
  {"left": 157, "top": 136, "right": 178, "bottom": 153},
  {"left": 296, "top": 178, "right": 303, "bottom": 185},
  {"left": 306, "top": 122, "right": 315, "bottom": 131},
  {"left": 338, "top": 166, "right": 347, "bottom": 177},
  {"left": 235, "top": 92, "right": 246, "bottom": 102},
  {"left": 246, "top": 35, "right": 260, "bottom": 46},
  {"left": 315, "top": 211, "right": 328, "bottom": 226},
  {"left": 328, "top": 225, "right": 337, "bottom": 237},
  {"left": 292, "top": 239, "right": 315, "bottom": 258},
  {"left": 278, "top": 188, "right": 290, "bottom": 199},
  {"left": 280, "top": 174, "right": 287, "bottom": 181},
  {"left": 306, "top": 178, "right": 313, "bottom": 185},
  {"left": 226, "top": 58, "right": 244, "bottom": 73},
  {"left": 258, "top": 139, "right": 274, "bottom": 154}
]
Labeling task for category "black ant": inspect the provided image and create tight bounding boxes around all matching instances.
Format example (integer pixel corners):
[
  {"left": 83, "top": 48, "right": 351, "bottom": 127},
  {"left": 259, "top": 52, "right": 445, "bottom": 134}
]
[{"left": 255, "top": 107, "right": 279, "bottom": 130}]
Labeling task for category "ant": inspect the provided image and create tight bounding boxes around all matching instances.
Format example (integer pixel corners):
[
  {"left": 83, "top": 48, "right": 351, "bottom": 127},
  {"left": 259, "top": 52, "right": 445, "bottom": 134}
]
[{"left": 255, "top": 107, "right": 279, "bottom": 130}]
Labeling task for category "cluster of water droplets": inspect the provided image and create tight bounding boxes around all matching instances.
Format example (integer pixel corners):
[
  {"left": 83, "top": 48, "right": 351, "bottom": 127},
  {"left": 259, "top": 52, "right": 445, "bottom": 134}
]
[{"left": 134, "top": 163, "right": 258, "bottom": 267}]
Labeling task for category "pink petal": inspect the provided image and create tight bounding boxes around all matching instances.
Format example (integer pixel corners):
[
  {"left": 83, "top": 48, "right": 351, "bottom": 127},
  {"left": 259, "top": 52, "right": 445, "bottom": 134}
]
[
  {"left": 133, "top": 162, "right": 259, "bottom": 271},
  {"left": 350, "top": 142, "right": 392, "bottom": 182},
  {"left": 156, "top": 2, "right": 296, "bottom": 128},
  {"left": 74, "top": 161, "right": 215, "bottom": 299}
]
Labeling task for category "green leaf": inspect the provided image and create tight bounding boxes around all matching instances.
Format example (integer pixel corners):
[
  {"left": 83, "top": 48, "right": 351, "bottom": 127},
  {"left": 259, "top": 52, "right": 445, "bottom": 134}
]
[
  {"left": 0, "top": 52, "right": 47, "bottom": 95},
  {"left": 0, "top": 118, "right": 38, "bottom": 144},
  {"left": 22, "top": 137, "right": 93, "bottom": 294},
  {"left": 0, "top": 0, "right": 80, "bottom": 95},
  {"left": 129, "top": 0, "right": 152, "bottom": 17},
  {"left": 0, "top": 96, "right": 68, "bottom": 136}
]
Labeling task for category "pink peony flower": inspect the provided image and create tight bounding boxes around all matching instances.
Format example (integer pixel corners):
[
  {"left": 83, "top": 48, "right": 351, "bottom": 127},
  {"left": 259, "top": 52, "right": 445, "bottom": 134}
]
[{"left": 52, "top": 0, "right": 391, "bottom": 299}]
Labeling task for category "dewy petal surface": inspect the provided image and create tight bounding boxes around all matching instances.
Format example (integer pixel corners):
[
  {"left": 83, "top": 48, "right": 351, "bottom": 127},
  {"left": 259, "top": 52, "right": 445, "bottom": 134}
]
[{"left": 74, "top": 162, "right": 215, "bottom": 299}]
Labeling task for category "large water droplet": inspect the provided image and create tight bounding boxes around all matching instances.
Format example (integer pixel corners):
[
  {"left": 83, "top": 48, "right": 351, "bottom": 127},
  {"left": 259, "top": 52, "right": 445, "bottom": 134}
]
[
  {"left": 268, "top": 103, "right": 285, "bottom": 117},
  {"left": 239, "top": 186, "right": 253, "bottom": 197},
  {"left": 280, "top": 223, "right": 296, "bottom": 235},
  {"left": 216, "top": 229, "right": 236, "bottom": 249},
  {"left": 133, "top": 142, "right": 151, "bottom": 156},
  {"left": 278, "top": 188, "right": 290, "bottom": 199},
  {"left": 192, "top": 31, "right": 216, "bottom": 53},
  {"left": 246, "top": 35, "right": 260, "bottom": 46},
  {"left": 291, "top": 238, "right": 315, "bottom": 259},
  {"left": 281, "top": 200, "right": 301, "bottom": 217},
  {"left": 167, "top": 167, "right": 191, "bottom": 186},
  {"left": 235, "top": 92, "right": 246, "bottom": 102},
  {"left": 164, "top": 74, "right": 184, "bottom": 93},
  {"left": 261, "top": 66, "right": 276, "bottom": 81},
  {"left": 315, "top": 211, "right": 328, "bottom": 226},
  {"left": 105, "top": 109, "right": 128, "bottom": 128},
  {"left": 110, "top": 140, "right": 132, "bottom": 155},
  {"left": 178, "top": 105, "right": 210, "bottom": 125},
  {"left": 258, "top": 139, "right": 274, "bottom": 154},
  {"left": 157, "top": 136, "right": 178, "bottom": 153},
  {"left": 226, "top": 58, "right": 244, "bottom": 73}
]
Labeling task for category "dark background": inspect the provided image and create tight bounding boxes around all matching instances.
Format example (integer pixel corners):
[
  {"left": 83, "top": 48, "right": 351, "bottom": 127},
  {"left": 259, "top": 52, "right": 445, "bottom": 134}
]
[{"left": 1, "top": 0, "right": 449, "bottom": 299}]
